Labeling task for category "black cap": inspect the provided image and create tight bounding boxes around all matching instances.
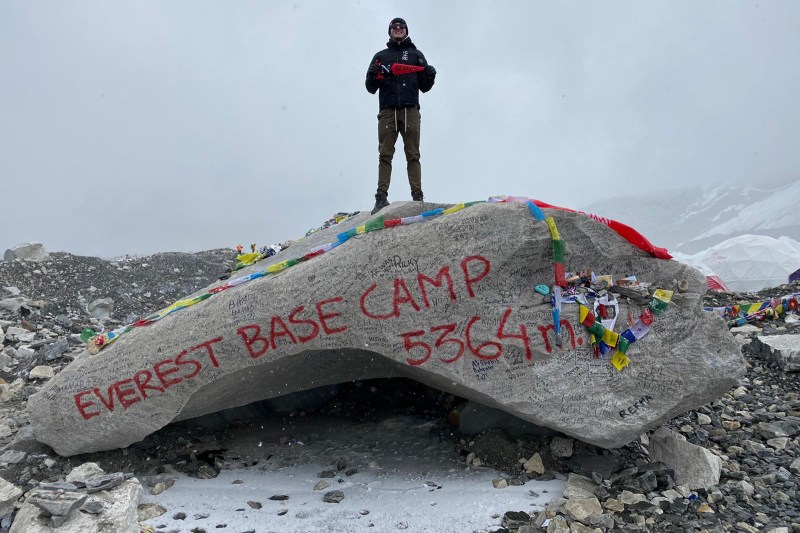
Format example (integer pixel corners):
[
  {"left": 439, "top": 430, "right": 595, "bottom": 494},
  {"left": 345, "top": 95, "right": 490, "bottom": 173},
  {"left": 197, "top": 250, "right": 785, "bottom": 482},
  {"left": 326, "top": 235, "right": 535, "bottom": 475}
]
[{"left": 388, "top": 17, "right": 408, "bottom": 35}]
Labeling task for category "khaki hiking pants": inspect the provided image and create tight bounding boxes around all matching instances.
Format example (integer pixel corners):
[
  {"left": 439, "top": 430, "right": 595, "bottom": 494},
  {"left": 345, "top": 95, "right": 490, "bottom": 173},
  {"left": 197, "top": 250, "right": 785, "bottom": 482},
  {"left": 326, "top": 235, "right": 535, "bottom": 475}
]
[{"left": 377, "top": 107, "right": 422, "bottom": 197}]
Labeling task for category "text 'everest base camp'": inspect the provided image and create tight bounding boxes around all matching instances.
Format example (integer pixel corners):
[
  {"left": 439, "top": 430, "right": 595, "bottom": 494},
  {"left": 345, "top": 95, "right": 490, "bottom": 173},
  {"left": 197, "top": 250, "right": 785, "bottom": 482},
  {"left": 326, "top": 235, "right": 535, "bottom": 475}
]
[{"left": 28, "top": 200, "right": 744, "bottom": 457}]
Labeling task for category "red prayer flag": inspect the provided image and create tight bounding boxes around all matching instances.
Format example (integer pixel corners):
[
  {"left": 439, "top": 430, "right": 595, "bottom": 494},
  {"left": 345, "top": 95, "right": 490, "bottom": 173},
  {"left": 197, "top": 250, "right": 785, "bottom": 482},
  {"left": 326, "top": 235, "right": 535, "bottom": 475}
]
[{"left": 553, "top": 262, "right": 566, "bottom": 287}]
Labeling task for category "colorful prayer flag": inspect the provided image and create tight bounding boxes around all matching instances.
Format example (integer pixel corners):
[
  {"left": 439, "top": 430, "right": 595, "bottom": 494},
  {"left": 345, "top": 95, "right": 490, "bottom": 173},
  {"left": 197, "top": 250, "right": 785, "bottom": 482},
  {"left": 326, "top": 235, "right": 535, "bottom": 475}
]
[
  {"left": 653, "top": 289, "right": 674, "bottom": 303},
  {"left": 552, "top": 239, "right": 565, "bottom": 263},
  {"left": 443, "top": 203, "right": 465, "bottom": 214},
  {"left": 611, "top": 352, "right": 630, "bottom": 371},
  {"left": 648, "top": 297, "right": 669, "bottom": 315},
  {"left": 545, "top": 217, "right": 561, "bottom": 240}
]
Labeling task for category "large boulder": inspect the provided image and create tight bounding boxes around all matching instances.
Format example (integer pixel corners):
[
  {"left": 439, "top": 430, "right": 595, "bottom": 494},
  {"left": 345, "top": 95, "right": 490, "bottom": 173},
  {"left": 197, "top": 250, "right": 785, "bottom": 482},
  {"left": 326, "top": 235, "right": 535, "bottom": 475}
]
[
  {"left": 9, "top": 479, "right": 142, "bottom": 533},
  {"left": 3, "top": 242, "right": 49, "bottom": 262},
  {"left": 0, "top": 477, "right": 22, "bottom": 517},
  {"left": 27, "top": 201, "right": 744, "bottom": 455},
  {"left": 649, "top": 426, "right": 722, "bottom": 489},
  {"left": 753, "top": 335, "right": 800, "bottom": 372}
]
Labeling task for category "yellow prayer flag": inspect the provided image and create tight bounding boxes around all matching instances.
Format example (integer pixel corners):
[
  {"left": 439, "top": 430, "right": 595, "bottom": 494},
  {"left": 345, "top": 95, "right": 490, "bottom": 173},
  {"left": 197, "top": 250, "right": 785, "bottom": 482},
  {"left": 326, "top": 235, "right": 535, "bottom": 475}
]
[
  {"left": 602, "top": 329, "right": 619, "bottom": 347},
  {"left": 236, "top": 252, "right": 263, "bottom": 265},
  {"left": 653, "top": 289, "right": 674, "bottom": 303},
  {"left": 356, "top": 225, "right": 366, "bottom": 234},
  {"left": 746, "top": 303, "right": 762, "bottom": 314},
  {"left": 267, "top": 261, "right": 289, "bottom": 273},
  {"left": 443, "top": 203, "right": 465, "bottom": 214},
  {"left": 545, "top": 217, "right": 561, "bottom": 240},
  {"left": 611, "top": 352, "right": 630, "bottom": 371},
  {"left": 158, "top": 299, "right": 194, "bottom": 318},
  {"left": 579, "top": 304, "right": 590, "bottom": 323},
  {"left": 158, "top": 301, "right": 184, "bottom": 315}
]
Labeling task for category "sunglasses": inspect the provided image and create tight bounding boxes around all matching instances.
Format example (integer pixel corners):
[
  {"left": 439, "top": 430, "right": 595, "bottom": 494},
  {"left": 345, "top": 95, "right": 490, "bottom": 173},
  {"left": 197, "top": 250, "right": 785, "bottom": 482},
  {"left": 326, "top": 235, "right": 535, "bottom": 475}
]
[{"left": 391, "top": 23, "right": 407, "bottom": 30}]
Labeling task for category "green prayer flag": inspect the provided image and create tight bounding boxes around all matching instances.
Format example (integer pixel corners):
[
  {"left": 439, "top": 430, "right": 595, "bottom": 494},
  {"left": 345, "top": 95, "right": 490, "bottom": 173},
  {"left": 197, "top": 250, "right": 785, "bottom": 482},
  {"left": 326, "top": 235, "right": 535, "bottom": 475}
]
[
  {"left": 588, "top": 322, "right": 605, "bottom": 337},
  {"left": 648, "top": 297, "right": 669, "bottom": 315},
  {"left": 365, "top": 216, "right": 385, "bottom": 233},
  {"left": 618, "top": 336, "right": 630, "bottom": 355},
  {"left": 552, "top": 239, "right": 565, "bottom": 263}
]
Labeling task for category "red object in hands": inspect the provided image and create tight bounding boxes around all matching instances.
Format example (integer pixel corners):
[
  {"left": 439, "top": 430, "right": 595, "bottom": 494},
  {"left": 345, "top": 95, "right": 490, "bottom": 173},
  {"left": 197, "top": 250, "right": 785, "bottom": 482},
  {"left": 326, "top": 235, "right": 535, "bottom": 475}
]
[{"left": 391, "top": 63, "right": 425, "bottom": 75}]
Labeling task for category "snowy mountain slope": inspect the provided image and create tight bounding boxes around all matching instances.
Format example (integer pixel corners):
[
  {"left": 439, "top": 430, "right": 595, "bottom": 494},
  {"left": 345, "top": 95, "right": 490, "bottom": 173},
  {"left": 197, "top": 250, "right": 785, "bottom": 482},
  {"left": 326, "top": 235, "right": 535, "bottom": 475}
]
[{"left": 579, "top": 179, "right": 800, "bottom": 254}]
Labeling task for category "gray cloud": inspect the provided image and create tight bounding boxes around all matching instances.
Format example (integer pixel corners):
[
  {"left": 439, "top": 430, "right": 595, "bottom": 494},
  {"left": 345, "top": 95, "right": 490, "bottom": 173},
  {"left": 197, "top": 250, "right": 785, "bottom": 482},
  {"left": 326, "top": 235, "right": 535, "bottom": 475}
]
[{"left": 2, "top": 0, "right": 798, "bottom": 257}]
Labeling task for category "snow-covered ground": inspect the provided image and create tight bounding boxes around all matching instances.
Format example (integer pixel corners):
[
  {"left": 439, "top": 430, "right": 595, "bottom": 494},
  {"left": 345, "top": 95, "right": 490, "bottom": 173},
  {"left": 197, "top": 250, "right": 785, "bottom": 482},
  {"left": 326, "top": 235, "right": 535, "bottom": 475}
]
[{"left": 140, "top": 414, "right": 565, "bottom": 533}]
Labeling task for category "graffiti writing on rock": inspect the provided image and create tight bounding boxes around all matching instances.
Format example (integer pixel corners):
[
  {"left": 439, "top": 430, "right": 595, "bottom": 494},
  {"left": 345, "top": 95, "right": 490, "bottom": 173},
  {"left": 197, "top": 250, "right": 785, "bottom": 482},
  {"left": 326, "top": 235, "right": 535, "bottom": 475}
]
[
  {"left": 619, "top": 395, "right": 653, "bottom": 418},
  {"left": 399, "top": 307, "right": 533, "bottom": 366},
  {"left": 71, "top": 256, "right": 491, "bottom": 421},
  {"left": 373, "top": 254, "right": 420, "bottom": 277},
  {"left": 228, "top": 294, "right": 256, "bottom": 322},
  {"left": 237, "top": 297, "right": 347, "bottom": 359},
  {"left": 472, "top": 359, "right": 496, "bottom": 381},
  {"left": 537, "top": 320, "right": 580, "bottom": 353},
  {"left": 360, "top": 256, "right": 489, "bottom": 319},
  {"left": 69, "top": 253, "right": 596, "bottom": 421},
  {"left": 74, "top": 337, "right": 224, "bottom": 421}
]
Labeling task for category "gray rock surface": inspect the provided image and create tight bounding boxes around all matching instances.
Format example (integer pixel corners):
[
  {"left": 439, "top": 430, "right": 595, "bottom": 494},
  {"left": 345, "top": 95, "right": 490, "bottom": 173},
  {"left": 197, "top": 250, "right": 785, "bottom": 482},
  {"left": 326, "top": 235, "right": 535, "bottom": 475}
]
[
  {"left": 0, "top": 477, "right": 22, "bottom": 517},
  {"left": 84, "top": 472, "right": 132, "bottom": 493},
  {"left": 754, "top": 334, "right": 800, "bottom": 371},
  {"left": 562, "top": 473, "right": 597, "bottom": 499},
  {"left": 0, "top": 450, "right": 26, "bottom": 464},
  {"left": 9, "top": 478, "right": 142, "bottom": 533},
  {"left": 65, "top": 462, "right": 104, "bottom": 483},
  {"left": 0, "top": 301, "right": 25, "bottom": 317},
  {"left": 28, "top": 202, "right": 744, "bottom": 455},
  {"left": 4, "top": 242, "right": 49, "bottom": 262},
  {"left": 550, "top": 436, "right": 574, "bottom": 458},
  {"left": 88, "top": 298, "right": 114, "bottom": 320},
  {"left": 561, "top": 496, "right": 603, "bottom": 522},
  {"left": 28, "top": 366, "right": 54, "bottom": 380},
  {"left": 27, "top": 489, "right": 87, "bottom": 521},
  {"left": 137, "top": 502, "right": 166, "bottom": 520},
  {"left": 649, "top": 426, "right": 722, "bottom": 489}
]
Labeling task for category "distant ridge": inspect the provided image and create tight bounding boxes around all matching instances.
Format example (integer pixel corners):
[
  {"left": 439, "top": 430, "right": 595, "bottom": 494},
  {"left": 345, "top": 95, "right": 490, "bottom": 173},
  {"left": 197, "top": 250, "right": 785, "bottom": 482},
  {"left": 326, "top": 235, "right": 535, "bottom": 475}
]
[{"left": 580, "top": 179, "right": 800, "bottom": 254}]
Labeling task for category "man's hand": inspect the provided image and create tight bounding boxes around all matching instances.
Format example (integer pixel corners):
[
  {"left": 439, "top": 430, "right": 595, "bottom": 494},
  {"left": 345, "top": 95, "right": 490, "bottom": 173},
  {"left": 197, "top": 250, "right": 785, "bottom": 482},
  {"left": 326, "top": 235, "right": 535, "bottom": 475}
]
[
  {"left": 424, "top": 65, "right": 436, "bottom": 77},
  {"left": 367, "top": 64, "right": 380, "bottom": 79}
]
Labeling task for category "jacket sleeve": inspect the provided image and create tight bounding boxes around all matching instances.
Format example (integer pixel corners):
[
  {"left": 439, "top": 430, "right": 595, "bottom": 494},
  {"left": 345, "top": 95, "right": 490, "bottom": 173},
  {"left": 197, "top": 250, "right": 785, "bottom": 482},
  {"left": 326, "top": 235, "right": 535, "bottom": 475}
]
[
  {"left": 416, "top": 50, "right": 435, "bottom": 93},
  {"left": 365, "top": 53, "right": 380, "bottom": 94}
]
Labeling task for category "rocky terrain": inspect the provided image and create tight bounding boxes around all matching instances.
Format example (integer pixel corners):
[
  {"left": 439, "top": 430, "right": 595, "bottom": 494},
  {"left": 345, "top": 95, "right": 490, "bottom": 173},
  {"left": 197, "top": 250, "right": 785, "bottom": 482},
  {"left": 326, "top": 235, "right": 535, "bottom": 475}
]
[{"left": 0, "top": 247, "right": 798, "bottom": 532}]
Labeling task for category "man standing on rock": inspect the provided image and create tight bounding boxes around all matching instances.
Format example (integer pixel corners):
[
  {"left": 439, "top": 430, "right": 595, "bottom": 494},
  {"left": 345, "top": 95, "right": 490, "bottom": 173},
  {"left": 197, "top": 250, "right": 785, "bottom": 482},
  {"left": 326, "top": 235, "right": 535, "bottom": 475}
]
[{"left": 366, "top": 17, "right": 436, "bottom": 215}]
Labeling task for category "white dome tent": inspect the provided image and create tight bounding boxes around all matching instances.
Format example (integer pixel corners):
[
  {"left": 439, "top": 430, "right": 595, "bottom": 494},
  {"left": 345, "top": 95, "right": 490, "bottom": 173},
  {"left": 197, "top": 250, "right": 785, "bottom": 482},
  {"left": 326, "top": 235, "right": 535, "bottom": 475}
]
[
  {"left": 693, "top": 235, "right": 800, "bottom": 292},
  {"left": 670, "top": 252, "right": 731, "bottom": 292}
]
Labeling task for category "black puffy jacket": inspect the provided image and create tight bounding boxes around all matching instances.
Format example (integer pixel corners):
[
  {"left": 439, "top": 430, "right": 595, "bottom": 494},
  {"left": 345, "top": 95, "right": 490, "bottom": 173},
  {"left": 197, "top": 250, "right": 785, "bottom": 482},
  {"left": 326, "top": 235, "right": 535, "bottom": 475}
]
[{"left": 365, "top": 37, "right": 435, "bottom": 110}]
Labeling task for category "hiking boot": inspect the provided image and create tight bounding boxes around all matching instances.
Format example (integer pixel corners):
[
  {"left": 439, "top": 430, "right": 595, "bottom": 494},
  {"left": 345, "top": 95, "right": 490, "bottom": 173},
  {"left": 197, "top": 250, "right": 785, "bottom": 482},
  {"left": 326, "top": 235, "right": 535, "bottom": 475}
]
[
  {"left": 411, "top": 190, "right": 424, "bottom": 201},
  {"left": 371, "top": 192, "right": 389, "bottom": 215}
]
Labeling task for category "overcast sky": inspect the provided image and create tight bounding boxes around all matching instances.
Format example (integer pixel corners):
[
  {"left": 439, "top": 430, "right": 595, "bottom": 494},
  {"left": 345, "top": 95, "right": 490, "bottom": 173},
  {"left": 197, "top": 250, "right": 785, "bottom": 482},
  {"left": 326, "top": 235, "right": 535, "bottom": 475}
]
[{"left": 2, "top": 1, "right": 798, "bottom": 257}]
